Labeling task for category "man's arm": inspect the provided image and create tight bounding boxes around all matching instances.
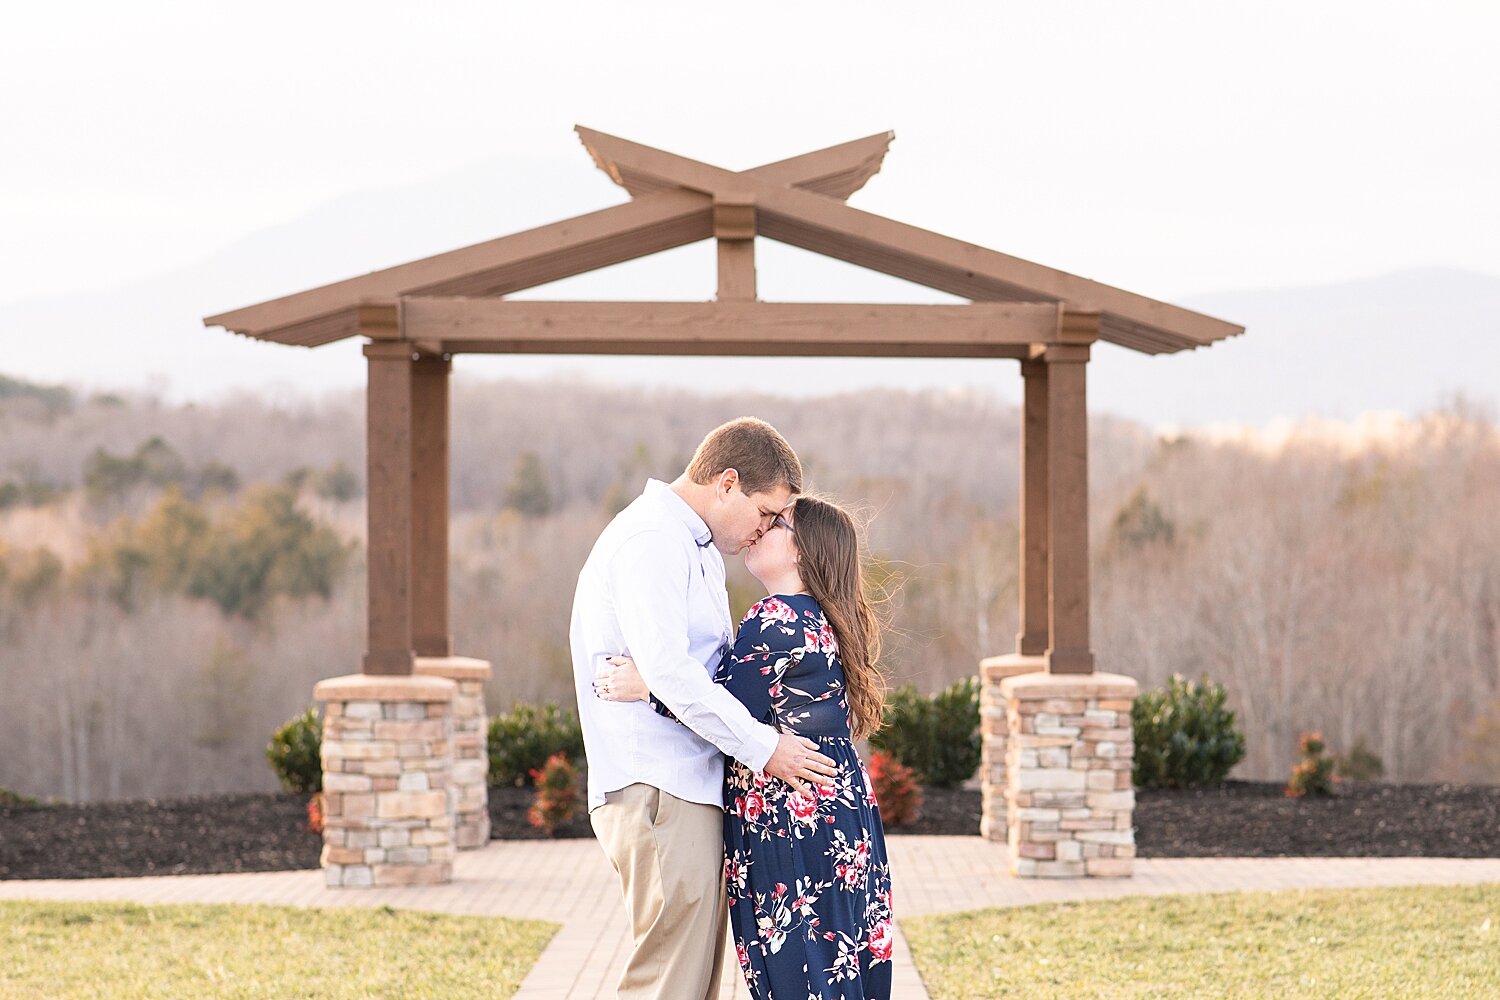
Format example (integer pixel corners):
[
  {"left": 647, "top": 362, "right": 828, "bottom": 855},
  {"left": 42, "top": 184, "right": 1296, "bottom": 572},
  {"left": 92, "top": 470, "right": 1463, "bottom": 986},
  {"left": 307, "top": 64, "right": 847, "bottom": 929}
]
[{"left": 608, "top": 530, "right": 779, "bottom": 772}]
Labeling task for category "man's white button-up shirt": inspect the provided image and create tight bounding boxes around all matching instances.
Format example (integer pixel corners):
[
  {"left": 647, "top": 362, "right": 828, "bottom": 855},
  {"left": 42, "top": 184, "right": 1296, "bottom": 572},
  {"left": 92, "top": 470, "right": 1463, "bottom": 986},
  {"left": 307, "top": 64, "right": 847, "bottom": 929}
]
[{"left": 570, "top": 479, "right": 779, "bottom": 812}]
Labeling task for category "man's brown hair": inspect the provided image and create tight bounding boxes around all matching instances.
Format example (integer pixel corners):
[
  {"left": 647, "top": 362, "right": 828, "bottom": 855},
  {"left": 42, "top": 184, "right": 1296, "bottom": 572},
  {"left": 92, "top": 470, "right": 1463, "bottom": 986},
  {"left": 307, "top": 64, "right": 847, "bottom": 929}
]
[{"left": 685, "top": 417, "right": 802, "bottom": 496}]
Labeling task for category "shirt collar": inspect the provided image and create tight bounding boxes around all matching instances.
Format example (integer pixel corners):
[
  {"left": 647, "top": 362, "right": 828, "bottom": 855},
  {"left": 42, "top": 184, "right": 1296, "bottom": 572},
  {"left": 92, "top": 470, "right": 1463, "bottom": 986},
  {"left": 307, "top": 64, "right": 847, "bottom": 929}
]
[{"left": 644, "top": 479, "right": 714, "bottom": 548}]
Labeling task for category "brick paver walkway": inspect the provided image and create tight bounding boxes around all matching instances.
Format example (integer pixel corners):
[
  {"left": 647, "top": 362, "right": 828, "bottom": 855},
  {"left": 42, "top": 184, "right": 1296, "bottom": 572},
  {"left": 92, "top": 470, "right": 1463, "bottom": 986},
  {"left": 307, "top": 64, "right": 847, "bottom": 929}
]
[{"left": 4, "top": 836, "right": 1499, "bottom": 998}]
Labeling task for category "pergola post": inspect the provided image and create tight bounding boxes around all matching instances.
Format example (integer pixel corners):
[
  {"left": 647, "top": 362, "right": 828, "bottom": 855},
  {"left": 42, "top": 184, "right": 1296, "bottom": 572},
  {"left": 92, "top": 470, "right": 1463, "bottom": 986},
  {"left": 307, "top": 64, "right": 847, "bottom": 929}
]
[
  {"left": 1043, "top": 341, "right": 1095, "bottom": 675},
  {"left": 362, "top": 341, "right": 417, "bottom": 677},
  {"left": 1017, "top": 358, "right": 1051, "bottom": 657},
  {"left": 714, "top": 193, "right": 757, "bottom": 301},
  {"left": 404, "top": 346, "right": 496, "bottom": 850},
  {"left": 978, "top": 358, "right": 1051, "bottom": 842},
  {"left": 996, "top": 324, "right": 1140, "bottom": 877},
  {"left": 411, "top": 352, "right": 452, "bottom": 658}
]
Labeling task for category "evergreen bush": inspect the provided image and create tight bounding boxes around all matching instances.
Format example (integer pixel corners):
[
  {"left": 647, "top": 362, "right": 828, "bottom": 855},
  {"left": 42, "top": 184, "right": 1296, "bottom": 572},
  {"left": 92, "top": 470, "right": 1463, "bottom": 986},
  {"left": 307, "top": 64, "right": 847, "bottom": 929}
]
[
  {"left": 266, "top": 706, "right": 323, "bottom": 793},
  {"left": 867, "top": 677, "right": 981, "bottom": 788},
  {"left": 1336, "top": 736, "right": 1385, "bottom": 782},
  {"left": 488, "top": 702, "right": 584, "bottom": 787},
  {"left": 1132, "top": 674, "right": 1246, "bottom": 789}
]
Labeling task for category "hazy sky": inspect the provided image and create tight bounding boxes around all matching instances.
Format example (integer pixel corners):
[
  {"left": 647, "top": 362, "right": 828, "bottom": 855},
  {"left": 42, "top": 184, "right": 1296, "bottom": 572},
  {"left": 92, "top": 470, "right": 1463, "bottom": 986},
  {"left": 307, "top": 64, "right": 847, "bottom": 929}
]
[{"left": 4, "top": 1, "right": 1497, "bottom": 310}]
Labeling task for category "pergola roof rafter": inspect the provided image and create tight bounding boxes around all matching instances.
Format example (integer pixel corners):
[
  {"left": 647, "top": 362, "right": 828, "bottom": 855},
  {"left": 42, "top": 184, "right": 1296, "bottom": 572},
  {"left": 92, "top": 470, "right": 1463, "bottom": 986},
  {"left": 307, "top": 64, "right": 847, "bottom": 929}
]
[
  {"left": 574, "top": 127, "right": 1240, "bottom": 354},
  {"left": 203, "top": 125, "right": 1242, "bottom": 357},
  {"left": 205, "top": 133, "right": 897, "bottom": 348}
]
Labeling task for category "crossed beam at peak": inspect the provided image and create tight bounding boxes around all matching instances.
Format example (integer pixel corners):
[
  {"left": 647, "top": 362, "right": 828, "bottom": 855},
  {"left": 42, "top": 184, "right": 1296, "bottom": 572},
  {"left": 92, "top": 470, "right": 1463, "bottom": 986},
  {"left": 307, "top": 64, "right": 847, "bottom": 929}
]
[
  {"left": 574, "top": 126, "right": 1241, "bottom": 352},
  {"left": 575, "top": 125, "right": 895, "bottom": 206}
]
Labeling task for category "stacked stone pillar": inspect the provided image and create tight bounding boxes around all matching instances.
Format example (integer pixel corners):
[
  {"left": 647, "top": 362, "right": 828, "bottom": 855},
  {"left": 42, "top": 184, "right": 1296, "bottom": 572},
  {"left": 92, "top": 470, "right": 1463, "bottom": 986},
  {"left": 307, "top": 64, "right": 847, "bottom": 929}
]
[
  {"left": 314, "top": 674, "right": 457, "bottom": 888},
  {"left": 999, "top": 671, "right": 1138, "bottom": 878},
  {"left": 978, "top": 654, "right": 1044, "bottom": 842},
  {"left": 414, "top": 656, "right": 493, "bottom": 848}
]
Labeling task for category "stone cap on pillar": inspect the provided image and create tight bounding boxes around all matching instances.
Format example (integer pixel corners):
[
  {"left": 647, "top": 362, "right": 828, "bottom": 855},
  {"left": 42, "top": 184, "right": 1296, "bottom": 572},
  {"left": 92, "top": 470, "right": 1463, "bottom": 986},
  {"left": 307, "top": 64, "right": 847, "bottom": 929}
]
[
  {"left": 980, "top": 654, "right": 1047, "bottom": 685},
  {"left": 413, "top": 656, "right": 493, "bottom": 682},
  {"left": 313, "top": 673, "right": 457, "bottom": 703},
  {"left": 999, "top": 671, "right": 1139, "bottom": 700}
]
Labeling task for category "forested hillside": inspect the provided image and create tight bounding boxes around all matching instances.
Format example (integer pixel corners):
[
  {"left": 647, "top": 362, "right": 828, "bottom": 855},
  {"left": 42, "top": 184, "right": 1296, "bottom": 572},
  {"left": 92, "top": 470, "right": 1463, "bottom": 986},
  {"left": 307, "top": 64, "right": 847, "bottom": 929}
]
[{"left": 1, "top": 373, "right": 1496, "bottom": 800}]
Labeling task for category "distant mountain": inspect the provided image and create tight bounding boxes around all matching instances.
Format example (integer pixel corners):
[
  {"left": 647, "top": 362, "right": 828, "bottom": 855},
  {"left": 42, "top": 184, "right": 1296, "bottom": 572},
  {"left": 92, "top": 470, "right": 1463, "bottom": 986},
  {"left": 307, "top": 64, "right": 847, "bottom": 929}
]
[
  {"left": 1091, "top": 267, "right": 1500, "bottom": 427},
  {"left": 2, "top": 153, "right": 1495, "bottom": 425},
  {"left": 0, "top": 153, "right": 629, "bottom": 403}
]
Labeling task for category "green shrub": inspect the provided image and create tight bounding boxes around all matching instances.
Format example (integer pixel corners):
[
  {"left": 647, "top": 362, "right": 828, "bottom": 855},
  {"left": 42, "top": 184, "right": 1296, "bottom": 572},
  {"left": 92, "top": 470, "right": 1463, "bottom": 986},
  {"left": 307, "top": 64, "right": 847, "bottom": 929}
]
[
  {"left": 1336, "top": 736, "right": 1385, "bottom": 782},
  {"left": 266, "top": 707, "right": 323, "bottom": 793},
  {"left": 1132, "top": 673, "right": 1246, "bottom": 789},
  {"left": 488, "top": 702, "right": 584, "bottom": 788},
  {"left": 0, "top": 788, "right": 39, "bottom": 807},
  {"left": 867, "top": 677, "right": 981, "bottom": 788}
]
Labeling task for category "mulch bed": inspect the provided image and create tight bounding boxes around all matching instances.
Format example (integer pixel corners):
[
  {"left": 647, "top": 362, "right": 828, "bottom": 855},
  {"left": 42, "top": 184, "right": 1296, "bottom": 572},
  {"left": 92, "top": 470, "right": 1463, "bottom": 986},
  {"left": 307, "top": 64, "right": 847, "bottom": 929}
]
[
  {"left": 1134, "top": 779, "right": 1500, "bottom": 858},
  {"left": 0, "top": 793, "right": 322, "bottom": 880},
  {"left": 2, "top": 781, "right": 1496, "bottom": 880}
]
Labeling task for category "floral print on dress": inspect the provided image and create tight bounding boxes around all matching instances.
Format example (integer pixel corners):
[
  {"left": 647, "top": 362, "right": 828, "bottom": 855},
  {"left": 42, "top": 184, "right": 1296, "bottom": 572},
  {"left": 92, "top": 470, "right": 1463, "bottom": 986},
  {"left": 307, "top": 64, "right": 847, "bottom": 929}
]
[{"left": 716, "top": 594, "right": 894, "bottom": 1000}]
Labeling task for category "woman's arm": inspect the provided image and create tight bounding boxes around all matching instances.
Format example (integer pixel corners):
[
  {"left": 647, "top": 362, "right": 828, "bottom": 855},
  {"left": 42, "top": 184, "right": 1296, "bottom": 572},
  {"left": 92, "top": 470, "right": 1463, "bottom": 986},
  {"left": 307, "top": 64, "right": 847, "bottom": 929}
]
[
  {"left": 594, "top": 656, "right": 683, "bottom": 723},
  {"left": 595, "top": 599, "right": 798, "bottom": 725}
]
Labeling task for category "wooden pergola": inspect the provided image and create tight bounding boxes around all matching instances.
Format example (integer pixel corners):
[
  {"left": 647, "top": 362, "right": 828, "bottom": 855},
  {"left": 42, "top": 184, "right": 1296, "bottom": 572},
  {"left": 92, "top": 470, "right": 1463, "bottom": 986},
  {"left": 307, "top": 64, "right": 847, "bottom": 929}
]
[{"left": 205, "top": 126, "right": 1242, "bottom": 679}]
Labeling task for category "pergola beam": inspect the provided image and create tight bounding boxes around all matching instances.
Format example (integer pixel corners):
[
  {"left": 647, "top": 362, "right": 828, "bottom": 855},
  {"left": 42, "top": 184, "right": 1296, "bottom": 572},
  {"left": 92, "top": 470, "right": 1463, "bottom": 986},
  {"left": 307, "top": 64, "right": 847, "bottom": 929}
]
[
  {"left": 209, "top": 132, "right": 898, "bottom": 347},
  {"left": 576, "top": 127, "right": 1244, "bottom": 353},
  {"left": 397, "top": 299, "right": 1064, "bottom": 358},
  {"left": 207, "top": 189, "right": 715, "bottom": 346},
  {"left": 584, "top": 128, "right": 893, "bottom": 201}
]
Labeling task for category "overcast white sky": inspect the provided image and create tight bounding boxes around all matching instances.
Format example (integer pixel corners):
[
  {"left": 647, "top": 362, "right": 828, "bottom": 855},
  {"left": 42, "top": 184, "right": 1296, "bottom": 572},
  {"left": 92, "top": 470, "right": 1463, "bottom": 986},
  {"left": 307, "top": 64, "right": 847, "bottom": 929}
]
[{"left": 3, "top": 1, "right": 1497, "bottom": 307}]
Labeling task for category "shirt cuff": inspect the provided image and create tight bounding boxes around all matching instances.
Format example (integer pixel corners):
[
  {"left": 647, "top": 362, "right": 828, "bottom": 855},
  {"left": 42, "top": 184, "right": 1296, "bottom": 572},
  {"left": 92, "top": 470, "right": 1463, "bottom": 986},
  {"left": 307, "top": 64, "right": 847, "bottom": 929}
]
[{"left": 737, "top": 723, "right": 779, "bottom": 774}]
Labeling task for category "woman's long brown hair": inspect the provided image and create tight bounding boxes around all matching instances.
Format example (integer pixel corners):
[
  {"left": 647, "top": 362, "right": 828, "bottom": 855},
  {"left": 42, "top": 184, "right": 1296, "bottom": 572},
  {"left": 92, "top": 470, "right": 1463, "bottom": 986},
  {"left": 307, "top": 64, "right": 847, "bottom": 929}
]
[{"left": 791, "top": 496, "right": 886, "bottom": 740}]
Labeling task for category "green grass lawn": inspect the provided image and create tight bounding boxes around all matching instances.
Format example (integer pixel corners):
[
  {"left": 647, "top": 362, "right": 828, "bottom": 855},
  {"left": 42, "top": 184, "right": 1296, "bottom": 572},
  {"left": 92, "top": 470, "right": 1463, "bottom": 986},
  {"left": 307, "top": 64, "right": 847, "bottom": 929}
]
[
  {"left": 905, "top": 884, "right": 1500, "bottom": 999},
  {"left": 0, "top": 899, "right": 557, "bottom": 999}
]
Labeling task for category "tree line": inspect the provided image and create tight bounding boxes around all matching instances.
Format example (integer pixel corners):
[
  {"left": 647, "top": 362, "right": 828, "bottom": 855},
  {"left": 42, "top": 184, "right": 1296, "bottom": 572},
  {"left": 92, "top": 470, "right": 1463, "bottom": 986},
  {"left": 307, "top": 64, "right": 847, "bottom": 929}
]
[{"left": 0, "top": 374, "right": 1496, "bottom": 800}]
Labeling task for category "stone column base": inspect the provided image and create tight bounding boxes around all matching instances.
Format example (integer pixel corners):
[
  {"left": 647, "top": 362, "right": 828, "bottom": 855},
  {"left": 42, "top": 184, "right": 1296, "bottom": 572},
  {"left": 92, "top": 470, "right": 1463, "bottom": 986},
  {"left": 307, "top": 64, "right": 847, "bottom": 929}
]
[
  {"left": 979, "top": 654, "right": 1045, "bottom": 842},
  {"left": 314, "top": 673, "right": 457, "bottom": 888},
  {"left": 1000, "top": 671, "right": 1138, "bottom": 878},
  {"left": 415, "top": 656, "right": 493, "bottom": 849}
]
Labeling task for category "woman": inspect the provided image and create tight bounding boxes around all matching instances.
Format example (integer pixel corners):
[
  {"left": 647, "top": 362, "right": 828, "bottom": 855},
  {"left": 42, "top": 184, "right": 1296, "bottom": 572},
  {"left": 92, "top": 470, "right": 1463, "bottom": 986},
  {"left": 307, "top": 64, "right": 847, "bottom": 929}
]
[{"left": 596, "top": 495, "right": 894, "bottom": 1000}]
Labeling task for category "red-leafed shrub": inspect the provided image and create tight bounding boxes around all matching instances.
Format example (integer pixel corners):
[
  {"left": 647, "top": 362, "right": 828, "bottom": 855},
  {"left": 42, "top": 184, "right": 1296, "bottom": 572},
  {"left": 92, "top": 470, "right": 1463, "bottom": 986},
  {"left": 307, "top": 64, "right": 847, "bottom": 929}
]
[
  {"left": 868, "top": 750, "right": 923, "bottom": 826},
  {"left": 528, "top": 752, "right": 582, "bottom": 835},
  {"left": 306, "top": 792, "right": 325, "bottom": 834},
  {"left": 1286, "top": 731, "right": 1337, "bottom": 798}
]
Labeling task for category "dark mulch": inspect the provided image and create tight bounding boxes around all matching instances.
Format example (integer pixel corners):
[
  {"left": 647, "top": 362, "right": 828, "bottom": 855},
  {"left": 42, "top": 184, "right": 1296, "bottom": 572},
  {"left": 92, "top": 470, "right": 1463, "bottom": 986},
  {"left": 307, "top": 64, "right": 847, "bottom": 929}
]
[
  {"left": 3, "top": 780, "right": 1497, "bottom": 880},
  {"left": 0, "top": 792, "right": 322, "bottom": 880},
  {"left": 1134, "top": 779, "right": 1500, "bottom": 858},
  {"left": 487, "top": 785, "right": 594, "bottom": 840},
  {"left": 878, "top": 785, "right": 981, "bottom": 837}
]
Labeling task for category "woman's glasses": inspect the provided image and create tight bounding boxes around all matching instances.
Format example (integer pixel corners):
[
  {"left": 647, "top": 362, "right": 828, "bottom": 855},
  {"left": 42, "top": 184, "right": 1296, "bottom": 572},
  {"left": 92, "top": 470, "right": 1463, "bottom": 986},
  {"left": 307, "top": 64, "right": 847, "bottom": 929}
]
[{"left": 772, "top": 513, "right": 795, "bottom": 534}]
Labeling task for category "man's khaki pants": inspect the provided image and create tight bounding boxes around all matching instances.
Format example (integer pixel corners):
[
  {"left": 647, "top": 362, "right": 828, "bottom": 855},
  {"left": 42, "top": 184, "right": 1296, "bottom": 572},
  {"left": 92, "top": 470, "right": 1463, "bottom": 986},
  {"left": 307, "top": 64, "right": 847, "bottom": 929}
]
[{"left": 591, "top": 783, "right": 728, "bottom": 1000}]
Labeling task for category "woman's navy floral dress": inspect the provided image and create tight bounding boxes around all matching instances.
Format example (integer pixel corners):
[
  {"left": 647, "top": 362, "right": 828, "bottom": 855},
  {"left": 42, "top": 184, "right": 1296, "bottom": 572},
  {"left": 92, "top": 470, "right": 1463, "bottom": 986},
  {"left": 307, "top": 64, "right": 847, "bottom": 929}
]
[{"left": 657, "top": 593, "right": 894, "bottom": 999}]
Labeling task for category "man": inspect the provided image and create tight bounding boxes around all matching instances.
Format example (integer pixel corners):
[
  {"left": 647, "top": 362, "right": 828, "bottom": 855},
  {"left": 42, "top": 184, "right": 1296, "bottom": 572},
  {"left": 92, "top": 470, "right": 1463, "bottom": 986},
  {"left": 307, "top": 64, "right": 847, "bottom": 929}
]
[{"left": 570, "top": 417, "right": 838, "bottom": 1000}]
